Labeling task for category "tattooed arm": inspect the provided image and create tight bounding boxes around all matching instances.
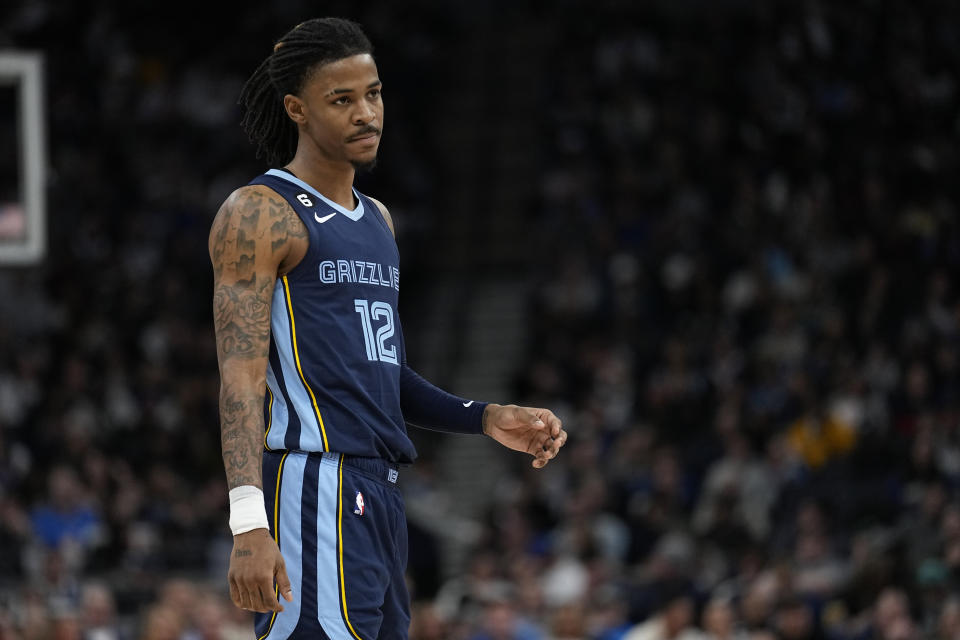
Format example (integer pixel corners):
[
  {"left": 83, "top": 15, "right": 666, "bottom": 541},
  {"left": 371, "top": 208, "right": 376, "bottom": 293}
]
[{"left": 209, "top": 184, "right": 307, "bottom": 614}]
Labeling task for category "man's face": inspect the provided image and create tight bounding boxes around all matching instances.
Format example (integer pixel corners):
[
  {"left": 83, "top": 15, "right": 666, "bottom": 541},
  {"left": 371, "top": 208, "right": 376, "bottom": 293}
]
[{"left": 293, "top": 53, "right": 383, "bottom": 170}]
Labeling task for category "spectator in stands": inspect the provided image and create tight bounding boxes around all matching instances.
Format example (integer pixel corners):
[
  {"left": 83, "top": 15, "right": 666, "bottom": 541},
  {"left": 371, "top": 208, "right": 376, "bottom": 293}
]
[{"left": 622, "top": 587, "right": 701, "bottom": 640}]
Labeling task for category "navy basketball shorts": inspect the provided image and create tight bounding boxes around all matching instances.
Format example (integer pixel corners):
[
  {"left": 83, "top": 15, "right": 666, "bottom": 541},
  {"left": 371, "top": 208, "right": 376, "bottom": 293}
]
[{"left": 255, "top": 451, "right": 410, "bottom": 640}]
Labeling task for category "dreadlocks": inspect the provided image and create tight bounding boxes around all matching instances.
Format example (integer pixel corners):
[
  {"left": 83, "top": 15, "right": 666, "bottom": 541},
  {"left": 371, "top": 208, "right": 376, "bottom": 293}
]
[{"left": 239, "top": 18, "right": 373, "bottom": 166}]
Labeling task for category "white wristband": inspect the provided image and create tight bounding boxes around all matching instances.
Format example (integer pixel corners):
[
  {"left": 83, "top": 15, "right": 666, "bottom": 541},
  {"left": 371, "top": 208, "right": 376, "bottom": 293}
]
[{"left": 228, "top": 486, "right": 270, "bottom": 536}]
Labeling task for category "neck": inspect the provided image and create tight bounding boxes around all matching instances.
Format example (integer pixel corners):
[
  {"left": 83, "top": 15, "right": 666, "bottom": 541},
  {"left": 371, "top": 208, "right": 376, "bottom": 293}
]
[{"left": 286, "top": 146, "right": 357, "bottom": 210}]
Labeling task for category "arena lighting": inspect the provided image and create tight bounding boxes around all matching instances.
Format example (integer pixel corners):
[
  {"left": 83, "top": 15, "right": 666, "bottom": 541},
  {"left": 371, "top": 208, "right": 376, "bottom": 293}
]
[{"left": 0, "top": 52, "right": 46, "bottom": 264}]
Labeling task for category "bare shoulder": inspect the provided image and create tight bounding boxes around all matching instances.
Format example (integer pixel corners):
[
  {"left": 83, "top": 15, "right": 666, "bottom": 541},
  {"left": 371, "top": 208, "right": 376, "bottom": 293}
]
[
  {"left": 209, "top": 184, "right": 308, "bottom": 274},
  {"left": 209, "top": 185, "right": 299, "bottom": 246},
  {"left": 367, "top": 196, "right": 395, "bottom": 238}
]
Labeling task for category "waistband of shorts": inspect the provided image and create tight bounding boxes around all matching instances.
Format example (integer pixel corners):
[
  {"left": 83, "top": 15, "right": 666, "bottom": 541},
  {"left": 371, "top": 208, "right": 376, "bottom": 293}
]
[
  {"left": 266, "top": 450, "right": 400, "bottom": 484},
  {"left": 323, "top": 452, "right": 400, "bottom": 484}
]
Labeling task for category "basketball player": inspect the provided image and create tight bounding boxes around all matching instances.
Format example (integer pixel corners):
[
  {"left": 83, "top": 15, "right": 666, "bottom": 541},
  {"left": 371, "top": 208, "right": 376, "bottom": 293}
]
[{"left": 209, "top": 18, "right": 566, "bottom": 640}]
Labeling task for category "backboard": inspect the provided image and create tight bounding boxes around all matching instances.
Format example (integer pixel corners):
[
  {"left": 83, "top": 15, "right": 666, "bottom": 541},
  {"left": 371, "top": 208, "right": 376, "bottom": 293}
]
[{"left": 0, "top": 52, "right": 45, "bottom": 265}]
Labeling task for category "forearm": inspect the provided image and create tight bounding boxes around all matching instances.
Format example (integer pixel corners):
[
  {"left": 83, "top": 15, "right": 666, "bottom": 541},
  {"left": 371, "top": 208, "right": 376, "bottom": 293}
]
[
  {"left": 210, "top": 185, "right": 302, "bottom": 491},
  {"left": 400, "top": 364, "right": 488, "bottom": 434},
  {"left": 219, "top": 375, "right": 266, "bottom": 490}
]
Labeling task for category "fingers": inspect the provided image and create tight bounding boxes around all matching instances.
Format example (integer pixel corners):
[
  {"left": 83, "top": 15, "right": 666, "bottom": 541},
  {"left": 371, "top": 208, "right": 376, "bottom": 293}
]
[
  {"left": 228, "top": 532, "right": 291, "bottom": 613},
  {"left": 544, "top": 411, "right": 563, "bottom": 438},
  {"left": 518, "top": 406, "right": 564, "bottom": 434},
  {"left": 531, "top": 426, "right": 569, "bottom": 469},
  {"left": 488, "top": 404, "right": 568, "bottom": 468},
  {"left": 229, "top": 568, "right": 287, "bottom": 613},
  {"left": 522, "top": 407, "right": 562, "bottom": 435},
  {"left": 236, "top": 580, "right": 254, "bottom": 611},
  {"left": 550, "top": 429, "right": 568, "bottom": 457},
  {"left": 229, "top": 577, "right": 241, "bottom": 609},
  {"left": 230, "top": 579, "right": 265, "bottom": 612},
  {"left": 515, "top": 406, "right": 546, "bottom": 429},
  {"left": 232, "top": 580, "right": 284, "bottom": 613},
  {"left": 276, "top": 557, "right": 294, "bottom": 603},
  {"left": 259, "top": 583, "right": 283, "bottom": 613},
  {"left": 530, "top": 409, "right": 565, "bottom": 464},
  {"left": 509, "top": 406, "right": 567, "bottom": 470}
]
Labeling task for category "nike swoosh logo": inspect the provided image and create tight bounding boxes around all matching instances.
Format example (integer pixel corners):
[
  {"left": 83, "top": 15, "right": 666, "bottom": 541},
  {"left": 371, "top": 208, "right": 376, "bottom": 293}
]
[
  {"left": 314, "top": 211, "right": 337, "bottom": 224},
  {"left": 462, "top": 400, "right": 474, "bottom": 407}
]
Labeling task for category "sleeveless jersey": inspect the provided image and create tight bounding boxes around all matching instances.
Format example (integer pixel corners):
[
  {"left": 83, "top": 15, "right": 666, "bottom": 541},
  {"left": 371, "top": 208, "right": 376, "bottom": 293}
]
[{"left": 248, "top": 169, "right": 417, "bottom": 463}]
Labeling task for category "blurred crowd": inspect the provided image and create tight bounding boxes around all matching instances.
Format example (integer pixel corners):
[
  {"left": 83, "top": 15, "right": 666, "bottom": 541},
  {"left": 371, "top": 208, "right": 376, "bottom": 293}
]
[
  {"left": 2, "top": 0, "right": 960, "bottom": 639},
  {"left": 438, "top": 2, "right": 960, "bottom": 640}
]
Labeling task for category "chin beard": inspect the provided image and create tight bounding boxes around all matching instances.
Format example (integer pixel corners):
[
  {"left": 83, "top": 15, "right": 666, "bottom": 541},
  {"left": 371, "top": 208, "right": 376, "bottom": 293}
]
[{"left": 351, "top": 157, "right": 378, "bottom": 173}]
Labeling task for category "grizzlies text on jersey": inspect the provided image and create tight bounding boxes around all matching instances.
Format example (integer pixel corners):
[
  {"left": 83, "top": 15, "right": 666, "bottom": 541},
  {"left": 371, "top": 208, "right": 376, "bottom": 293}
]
[{"left": 248, "top": 169, "right": 416, "bottom": 462}]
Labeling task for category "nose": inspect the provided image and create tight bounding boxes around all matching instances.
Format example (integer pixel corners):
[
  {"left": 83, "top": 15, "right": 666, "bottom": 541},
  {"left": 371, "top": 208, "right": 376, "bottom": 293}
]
[{"left": 352, "top": 100, "right": 376, "bottom": 125}]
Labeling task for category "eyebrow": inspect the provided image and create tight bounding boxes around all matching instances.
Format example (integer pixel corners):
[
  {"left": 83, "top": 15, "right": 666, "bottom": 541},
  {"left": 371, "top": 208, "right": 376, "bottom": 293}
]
[{"left": 326, "top": 80, "right": 382, "bottom": 97}]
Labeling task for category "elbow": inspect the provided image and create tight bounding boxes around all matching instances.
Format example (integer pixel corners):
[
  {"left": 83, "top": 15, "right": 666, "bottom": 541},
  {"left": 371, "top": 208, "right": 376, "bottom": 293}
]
[{"left": 218, "top": 370, "right": 268, "bottom": 400}]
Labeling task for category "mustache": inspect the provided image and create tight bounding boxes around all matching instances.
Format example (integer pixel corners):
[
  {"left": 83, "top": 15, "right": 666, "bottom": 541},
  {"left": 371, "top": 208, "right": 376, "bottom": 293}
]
[{"left": 348, "top": 126, "right": 381, "bottom": 142}]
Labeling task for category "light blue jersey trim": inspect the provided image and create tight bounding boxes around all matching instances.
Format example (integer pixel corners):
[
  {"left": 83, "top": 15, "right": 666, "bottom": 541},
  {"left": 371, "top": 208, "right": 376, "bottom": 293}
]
[
  {"left": 265, "top": 364, "right": 289, "bottom": 451},
  {"left": 271, "top": 282, "right": 325, "bottom": 451},
  {"left": 265, "top": 453, "right": 306, "bottom": 640},
  {"left": 266, "top": 169, "right": 365, "bottom": 221},
  {"left": 316, "top": 455, "right": 356, "bottom": 640}
]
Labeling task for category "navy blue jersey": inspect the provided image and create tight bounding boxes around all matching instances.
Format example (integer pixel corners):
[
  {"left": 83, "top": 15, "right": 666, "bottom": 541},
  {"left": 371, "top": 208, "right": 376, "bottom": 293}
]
[{"left": 248, "top": 169, "right": 417, "bottom": 463}]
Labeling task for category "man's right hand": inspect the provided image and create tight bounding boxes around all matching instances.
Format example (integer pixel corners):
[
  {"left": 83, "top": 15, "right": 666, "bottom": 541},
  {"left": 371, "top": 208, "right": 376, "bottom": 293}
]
[{"left": 228, "top": 528, "right": 294, "bottom": 613}]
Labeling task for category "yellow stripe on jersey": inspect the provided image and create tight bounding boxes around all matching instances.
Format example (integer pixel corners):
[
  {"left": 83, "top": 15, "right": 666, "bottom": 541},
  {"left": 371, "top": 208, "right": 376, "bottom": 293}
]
[
  {"left": 257, "top": 452, "right": 289, "bottom": 640},
  {"left": 281, "top": 275, "right": 330, "bottom": 451},
  {"left": 263, "top": 386, "right": 274, "bottom": 451},
  {"left": 336, "top": 455, "right": 364, "bottom": 640},
  {"left": 273, "top": 452, "right": 288, "bottom": 544}
]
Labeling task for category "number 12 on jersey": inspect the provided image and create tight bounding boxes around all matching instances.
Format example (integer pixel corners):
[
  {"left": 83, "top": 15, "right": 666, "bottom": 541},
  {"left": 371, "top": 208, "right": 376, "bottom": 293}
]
[{"left": 354, "top": 299, "right": 399, "bottom": 365}]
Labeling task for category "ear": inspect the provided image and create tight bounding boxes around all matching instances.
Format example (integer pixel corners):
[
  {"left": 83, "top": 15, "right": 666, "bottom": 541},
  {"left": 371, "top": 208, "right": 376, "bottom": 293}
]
[{"left": 283, "top": 94, "right": 307, "bottom": 125}]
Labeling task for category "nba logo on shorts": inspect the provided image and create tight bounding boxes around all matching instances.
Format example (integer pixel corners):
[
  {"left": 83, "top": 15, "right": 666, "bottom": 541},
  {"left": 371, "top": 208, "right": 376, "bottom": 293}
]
[{"left": 354, "top": 491, "right": 365, "bottom": 516}]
